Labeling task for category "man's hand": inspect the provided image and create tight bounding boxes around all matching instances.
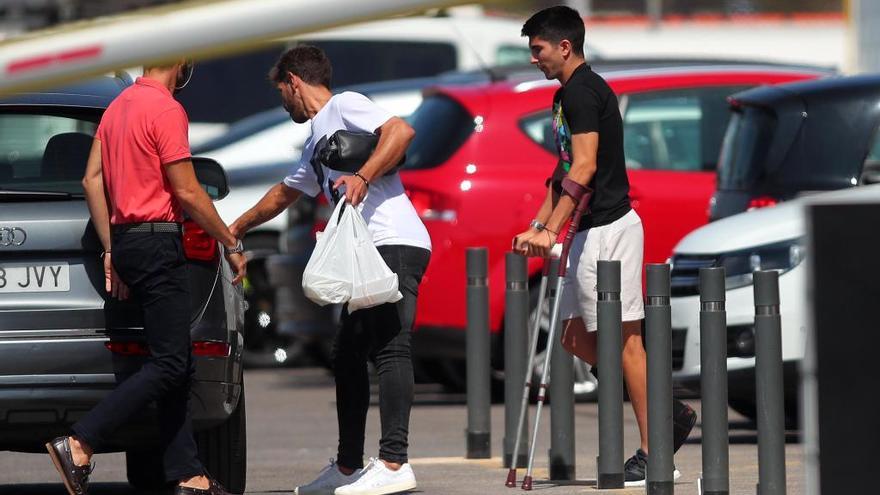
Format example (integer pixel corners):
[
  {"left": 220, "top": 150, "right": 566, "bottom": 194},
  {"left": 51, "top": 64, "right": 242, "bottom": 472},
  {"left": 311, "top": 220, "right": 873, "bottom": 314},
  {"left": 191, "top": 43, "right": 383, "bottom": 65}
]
[
  {"left": 225, "top": 251, "right": 247, "bottom": 286},
  {"left": 103, "top": 253, "right": 129, "bottom": 300},
  {"left": 513, "top": 228, "right": 555, "bottom": 258},
  {"left": 332, "top": 175, "right": 368, "bottom": 206},
  {"left": 229, "top": 220, "right": 245, "bottom": 240}
]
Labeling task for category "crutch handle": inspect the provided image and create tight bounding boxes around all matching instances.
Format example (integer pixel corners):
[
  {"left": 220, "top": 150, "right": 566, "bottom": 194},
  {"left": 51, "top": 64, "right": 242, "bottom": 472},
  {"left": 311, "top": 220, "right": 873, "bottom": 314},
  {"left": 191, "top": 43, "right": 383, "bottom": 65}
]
[{"left": 557, "top": 188, "right": 592, "bottom": 278}]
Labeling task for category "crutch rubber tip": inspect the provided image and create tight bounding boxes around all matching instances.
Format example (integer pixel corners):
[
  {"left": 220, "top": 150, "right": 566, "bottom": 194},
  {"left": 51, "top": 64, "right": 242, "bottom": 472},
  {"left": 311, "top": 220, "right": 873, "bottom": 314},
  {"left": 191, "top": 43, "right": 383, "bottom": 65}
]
[
  {"left": 521, "top": 476, "right": 533, "bottom": 491},
  {"left": 505, "top": 469, "right": 517, "bottom": 488}
]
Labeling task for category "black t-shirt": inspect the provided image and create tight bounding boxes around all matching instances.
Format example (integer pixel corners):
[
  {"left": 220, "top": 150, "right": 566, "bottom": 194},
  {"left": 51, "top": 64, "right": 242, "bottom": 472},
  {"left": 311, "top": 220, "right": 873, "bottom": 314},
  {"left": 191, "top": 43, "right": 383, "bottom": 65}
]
[{"left": 550, "top": 63, "right": 631, "bottom": 230}]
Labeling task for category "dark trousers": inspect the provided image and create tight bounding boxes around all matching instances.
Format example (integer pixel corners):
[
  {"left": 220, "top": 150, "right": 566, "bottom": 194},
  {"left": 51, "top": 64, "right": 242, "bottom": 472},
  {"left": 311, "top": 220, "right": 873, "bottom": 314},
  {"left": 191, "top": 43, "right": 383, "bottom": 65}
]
[
  {"left": 72, "top": 231, "right": 203, "bottom": 481},
  {"left": 334, "top": 245, "right": 430, "bottom": 469}
]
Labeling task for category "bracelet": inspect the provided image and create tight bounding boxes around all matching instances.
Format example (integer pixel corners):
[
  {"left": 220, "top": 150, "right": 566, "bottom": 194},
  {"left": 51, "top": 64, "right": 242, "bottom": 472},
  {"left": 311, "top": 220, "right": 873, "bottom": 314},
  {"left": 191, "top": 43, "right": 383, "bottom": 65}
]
[
  {"left": 226, "top": 240, "right": 244, "bottom": 255},
  {"left": 544, "top": 226, "right": 558, "bottom": 236},
  {"left": 100, "top": 250, "right": 111, "bottom": 259},
  {"left": 353, "top": 172, "right": 370, "bottom": 188}
]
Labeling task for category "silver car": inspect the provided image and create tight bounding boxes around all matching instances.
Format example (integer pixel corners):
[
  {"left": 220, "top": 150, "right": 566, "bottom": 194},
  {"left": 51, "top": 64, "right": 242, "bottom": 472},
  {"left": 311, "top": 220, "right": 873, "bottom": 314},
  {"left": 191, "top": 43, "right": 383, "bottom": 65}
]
[{"left": 0, "top": 75, "right": 247, "bottom": 493}]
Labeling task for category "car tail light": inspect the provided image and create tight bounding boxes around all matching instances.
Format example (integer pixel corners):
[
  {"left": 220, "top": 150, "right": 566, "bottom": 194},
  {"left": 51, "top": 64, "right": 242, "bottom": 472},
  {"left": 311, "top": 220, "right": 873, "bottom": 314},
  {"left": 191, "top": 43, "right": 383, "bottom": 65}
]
[
  {"left": 105, "top": 341, "right": 149, "bottom": 356},
  {"left": 747, "top": 196, "right": 778, "bottom": 211},
  {"left": 105, "top": 341, "right": 230, "bottom": 357},
  {"left": 183, "top": 220, "right": 218, "bottom": 261},
  {"left": 192, "top": 341, "right": 231, "bottom": 357},
  {"left": 406, "top": 188, "right": 457, "bottom": 223}
]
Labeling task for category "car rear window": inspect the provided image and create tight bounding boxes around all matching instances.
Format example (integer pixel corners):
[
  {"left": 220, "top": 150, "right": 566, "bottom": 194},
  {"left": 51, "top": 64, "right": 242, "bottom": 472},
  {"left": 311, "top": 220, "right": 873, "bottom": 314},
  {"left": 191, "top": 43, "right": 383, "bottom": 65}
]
[
  {"left": 520, "top": 85, "right": 749, "bottom": 172},
  {"left": 403, "top": 95, "right": 474, "bottom": 170},
  {"left": 0, "top": 110, "right": 99, "bottom": 195},
  {"left": 716, "top": 107, "right": 778, "bottom": 190}
]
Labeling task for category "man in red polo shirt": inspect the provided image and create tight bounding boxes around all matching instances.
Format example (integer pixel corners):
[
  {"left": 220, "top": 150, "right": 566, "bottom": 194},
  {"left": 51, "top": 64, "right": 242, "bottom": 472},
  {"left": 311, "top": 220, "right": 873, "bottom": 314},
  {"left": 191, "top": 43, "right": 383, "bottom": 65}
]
[{"left": 45, "top": 61, "right": 245, "bottom": 495}]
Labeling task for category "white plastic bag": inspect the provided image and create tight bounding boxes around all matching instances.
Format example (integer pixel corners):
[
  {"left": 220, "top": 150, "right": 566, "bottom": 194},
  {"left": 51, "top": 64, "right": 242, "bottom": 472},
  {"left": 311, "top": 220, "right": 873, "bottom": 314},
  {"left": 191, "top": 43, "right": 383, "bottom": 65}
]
[{"left": 302, "top": 200, "right": 402, "bottom": 312}]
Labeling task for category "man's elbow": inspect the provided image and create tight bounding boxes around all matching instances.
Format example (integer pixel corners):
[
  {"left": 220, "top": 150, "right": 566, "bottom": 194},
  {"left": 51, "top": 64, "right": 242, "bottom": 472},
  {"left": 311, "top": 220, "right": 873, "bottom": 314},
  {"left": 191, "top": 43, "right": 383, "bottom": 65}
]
[{"left": 387, "top": 117, "right": 415, "bottom": 144}]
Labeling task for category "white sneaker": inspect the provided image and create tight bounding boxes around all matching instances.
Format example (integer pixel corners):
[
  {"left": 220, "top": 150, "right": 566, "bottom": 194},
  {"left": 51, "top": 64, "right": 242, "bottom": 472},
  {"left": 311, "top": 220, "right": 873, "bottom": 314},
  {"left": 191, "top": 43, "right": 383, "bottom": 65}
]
[
  {"left": 295, "top": 459, "right": 363, "bottom": 495},
  {"left": 335, "top": 458, "right": 417, "bottom": 495}
]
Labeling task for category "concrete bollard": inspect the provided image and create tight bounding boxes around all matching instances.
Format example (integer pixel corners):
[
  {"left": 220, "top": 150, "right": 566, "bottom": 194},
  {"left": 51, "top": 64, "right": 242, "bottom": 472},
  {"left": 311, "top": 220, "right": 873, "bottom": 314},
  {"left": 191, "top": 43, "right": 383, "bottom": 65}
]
[
  {"left": 548, "top": 258, "right": 575, "bottom": 481},
  {"left": 466, "top": 247, "right": 491, "bottom": 459},
  {"left": 596, "top": 260, "right": 624, "bottom": 489},
  {"left": 504, "top": 252, "right": 529, "bottom": 468},
  {"left": 646, "top": 264, "right": 675, "bottom": 495},
  {"left": 699, "top": 267, "right": 730, "bottom": 495},
  {"left": 754, "top": 270, "right": 786, "bottom": 495}
]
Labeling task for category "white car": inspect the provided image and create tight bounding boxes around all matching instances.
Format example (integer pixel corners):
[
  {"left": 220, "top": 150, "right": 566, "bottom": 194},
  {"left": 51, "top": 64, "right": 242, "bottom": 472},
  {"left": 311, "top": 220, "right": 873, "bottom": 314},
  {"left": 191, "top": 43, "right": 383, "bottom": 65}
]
[{"left": 669, "top": 183, "right": 880, "bottom": 422}]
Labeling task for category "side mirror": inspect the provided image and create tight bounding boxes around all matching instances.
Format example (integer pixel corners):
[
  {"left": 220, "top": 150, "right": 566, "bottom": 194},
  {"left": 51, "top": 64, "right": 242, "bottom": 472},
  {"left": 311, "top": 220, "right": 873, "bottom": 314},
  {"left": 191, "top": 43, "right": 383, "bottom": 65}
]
[{"left": 192, "top": 157, "right": 229, "bottom": 200}]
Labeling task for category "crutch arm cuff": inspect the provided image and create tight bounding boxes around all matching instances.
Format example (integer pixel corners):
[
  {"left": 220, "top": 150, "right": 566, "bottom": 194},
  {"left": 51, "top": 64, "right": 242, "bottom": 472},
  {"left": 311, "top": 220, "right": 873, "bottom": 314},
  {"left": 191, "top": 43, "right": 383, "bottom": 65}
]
[{"left": 561, "top": 177, "right": 592, "bottom": 212}]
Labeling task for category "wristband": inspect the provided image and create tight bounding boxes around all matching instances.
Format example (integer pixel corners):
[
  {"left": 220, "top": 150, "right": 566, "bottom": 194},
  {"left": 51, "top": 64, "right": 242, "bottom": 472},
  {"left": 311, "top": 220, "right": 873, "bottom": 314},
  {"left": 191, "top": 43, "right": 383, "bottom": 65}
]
[
  {"left": 226, "top": 240, "right": 244, "bottom": 255},
  {"left": 353, "top": 172, "right": 370, "bottom": 188}
]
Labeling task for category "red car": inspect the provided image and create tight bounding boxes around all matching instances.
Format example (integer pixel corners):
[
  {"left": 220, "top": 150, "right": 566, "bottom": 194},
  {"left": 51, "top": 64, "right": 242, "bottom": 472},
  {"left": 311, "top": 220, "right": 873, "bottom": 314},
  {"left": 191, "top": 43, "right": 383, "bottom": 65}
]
[{"left": 395, "top": 63, "right": 828, "bottom": 387}]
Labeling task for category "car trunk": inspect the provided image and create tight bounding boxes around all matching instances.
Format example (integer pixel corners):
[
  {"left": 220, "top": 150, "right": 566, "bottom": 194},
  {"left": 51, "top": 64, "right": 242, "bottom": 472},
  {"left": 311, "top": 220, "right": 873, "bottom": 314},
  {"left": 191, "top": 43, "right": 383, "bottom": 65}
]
[{"left": 0, "top": 200, "right": 220, "bottom": 377}]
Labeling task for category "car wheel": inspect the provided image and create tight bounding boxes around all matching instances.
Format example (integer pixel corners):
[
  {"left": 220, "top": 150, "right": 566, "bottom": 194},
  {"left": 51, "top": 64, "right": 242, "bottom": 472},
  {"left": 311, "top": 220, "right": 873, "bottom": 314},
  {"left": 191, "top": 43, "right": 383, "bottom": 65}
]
[
  {"left": 727, "top": 397, "right": 757, "bottom": 422},
  {"left": 126, "top": 449, "right": 174, "bottom": 490},
  {"left": 528, "top": 280, "right": 598, "bottom": 402},
  {"left": 196, "top": 384, "right": 247, "bottom": 494},
  {"left": 728, "top": 395, "right": 800, "bottom": 429}
]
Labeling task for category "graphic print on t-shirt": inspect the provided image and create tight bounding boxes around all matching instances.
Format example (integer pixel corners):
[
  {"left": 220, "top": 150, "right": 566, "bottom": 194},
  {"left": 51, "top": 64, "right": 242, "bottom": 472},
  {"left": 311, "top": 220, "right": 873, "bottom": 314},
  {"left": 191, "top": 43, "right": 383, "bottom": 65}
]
[{"left": 552, "top": 98, "right": 572, "bottom": 173}]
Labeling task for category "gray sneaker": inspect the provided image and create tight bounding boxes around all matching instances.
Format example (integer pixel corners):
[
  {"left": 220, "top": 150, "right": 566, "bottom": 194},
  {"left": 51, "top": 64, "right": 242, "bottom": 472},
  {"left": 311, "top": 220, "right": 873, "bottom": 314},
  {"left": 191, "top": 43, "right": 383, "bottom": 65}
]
[{"left": 296, "top": 459, "right": 363, "bottom": 495}]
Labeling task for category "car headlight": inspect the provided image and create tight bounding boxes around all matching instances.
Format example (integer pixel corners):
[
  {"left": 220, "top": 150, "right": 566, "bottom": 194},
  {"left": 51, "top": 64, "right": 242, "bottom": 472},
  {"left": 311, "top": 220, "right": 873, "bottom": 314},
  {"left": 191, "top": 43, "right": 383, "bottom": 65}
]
[{"left": 717, "top": 238, "right": 806, "bottom": 290}]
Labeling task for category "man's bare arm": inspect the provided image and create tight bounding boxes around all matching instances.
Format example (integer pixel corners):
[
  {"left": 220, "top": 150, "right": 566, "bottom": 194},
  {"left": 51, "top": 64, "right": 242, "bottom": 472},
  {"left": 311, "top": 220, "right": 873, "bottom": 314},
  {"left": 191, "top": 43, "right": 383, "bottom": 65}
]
[
  {"left": 357, "top": 117, "right": 415, "bottom": 181},
  {"left": 81, "top": 139, "right": 111, "bottom": 252},
  {"left": 229, "top": 182, "right": 302, "bottom": 238},
  {"left": 164, "top": 159, "right": 238, "bottom": 249}
]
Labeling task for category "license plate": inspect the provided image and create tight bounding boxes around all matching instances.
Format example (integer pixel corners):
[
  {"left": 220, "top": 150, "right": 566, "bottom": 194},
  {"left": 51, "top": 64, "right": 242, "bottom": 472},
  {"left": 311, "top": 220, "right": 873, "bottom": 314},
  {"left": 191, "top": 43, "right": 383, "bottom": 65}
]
[{"left": 0, "top": 262, "right": 70, "bottom": 293}]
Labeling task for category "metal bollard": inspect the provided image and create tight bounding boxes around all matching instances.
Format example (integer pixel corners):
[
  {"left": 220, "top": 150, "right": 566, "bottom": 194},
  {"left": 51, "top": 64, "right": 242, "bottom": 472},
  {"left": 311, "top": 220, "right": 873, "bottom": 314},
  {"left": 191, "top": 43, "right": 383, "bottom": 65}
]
[
  {"left": 548, "top": 258, "right": 576, "bottom": 481},
  {"left": 699, "top": 267, "right": 730, "bottom": 495},
  {"left": 504, "top": 253, "right": 529, "bottom": 468},
  {"left": 466, "top": 247, "right": 491, "bottom": 459},
  {"left": 596, "top": 260, "right": 624, "bottom": 489},
  {"left": 646, "top": 264, "right": 675, "bottom": 495},
  {"left": 754, "top": 270, "right": 786, "bottom": 495}
]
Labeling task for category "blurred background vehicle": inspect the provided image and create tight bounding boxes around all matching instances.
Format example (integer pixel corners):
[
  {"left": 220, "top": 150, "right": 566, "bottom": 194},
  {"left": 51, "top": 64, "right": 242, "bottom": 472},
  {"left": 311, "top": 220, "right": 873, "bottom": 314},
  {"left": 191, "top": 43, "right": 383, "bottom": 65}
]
[
  {"left": 0, "top": 74, "right": 247, "bottom": 492},
  {"left": 181, "top": 14, "right": 581, "bottom": 146},
  {"left": 710, "top": 73, "right": 880, "bottom": 220},
  {"left": 670, "top": 182, "right": 880, "bottom": 425},
  {"left": 670, "top": 71, "right": 880, "bottom": 424},
  {"left": 309, "top": 61, "right": 831, "bottom": 392}
]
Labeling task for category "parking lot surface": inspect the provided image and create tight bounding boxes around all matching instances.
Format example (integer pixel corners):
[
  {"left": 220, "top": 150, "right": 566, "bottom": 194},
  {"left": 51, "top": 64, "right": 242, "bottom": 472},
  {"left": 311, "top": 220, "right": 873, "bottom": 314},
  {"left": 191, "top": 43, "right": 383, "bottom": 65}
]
[{"left": 0, "top": 368, "right": 805, "bottom": 494}]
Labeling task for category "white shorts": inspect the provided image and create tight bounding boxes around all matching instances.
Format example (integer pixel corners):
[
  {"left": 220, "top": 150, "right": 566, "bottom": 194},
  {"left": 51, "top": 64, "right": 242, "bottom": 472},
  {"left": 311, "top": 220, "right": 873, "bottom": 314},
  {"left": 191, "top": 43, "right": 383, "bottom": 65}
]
[{"left": 558, "top": 208, "right": 645, "bottom": 331}]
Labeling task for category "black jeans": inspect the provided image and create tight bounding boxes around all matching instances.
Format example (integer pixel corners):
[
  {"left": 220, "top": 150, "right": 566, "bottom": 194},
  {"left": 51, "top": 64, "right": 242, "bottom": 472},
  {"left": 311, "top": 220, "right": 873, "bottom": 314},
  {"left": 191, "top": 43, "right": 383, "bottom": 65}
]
[
  {"left": 334, "top": 244, "right": 430, "bottom": 469},
  {"left": 72, "top": 231, "right": 203, "bottom": 482}
]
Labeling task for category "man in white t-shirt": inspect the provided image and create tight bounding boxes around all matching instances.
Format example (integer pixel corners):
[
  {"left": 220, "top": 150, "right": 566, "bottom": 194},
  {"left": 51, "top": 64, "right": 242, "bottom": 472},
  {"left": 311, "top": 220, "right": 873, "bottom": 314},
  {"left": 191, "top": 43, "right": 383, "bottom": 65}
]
[{"left": 230, "top": 46, "right": 430, "bottom": 495}]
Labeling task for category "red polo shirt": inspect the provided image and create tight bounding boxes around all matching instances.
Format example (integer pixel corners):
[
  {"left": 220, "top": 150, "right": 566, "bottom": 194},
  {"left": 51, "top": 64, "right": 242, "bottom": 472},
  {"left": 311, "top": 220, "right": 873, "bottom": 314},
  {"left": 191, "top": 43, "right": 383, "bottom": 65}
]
[{"left": 97, "top": 77, "right": 191, "bottom": 224}]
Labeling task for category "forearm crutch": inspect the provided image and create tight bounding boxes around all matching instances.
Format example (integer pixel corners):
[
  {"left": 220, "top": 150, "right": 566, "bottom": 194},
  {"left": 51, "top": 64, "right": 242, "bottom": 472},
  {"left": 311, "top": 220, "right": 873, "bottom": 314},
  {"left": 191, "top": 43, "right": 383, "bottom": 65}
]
[
  {"left": 505, "top": 258, "right": 550, "bottom": 488},
  {"left": 521, "top": 179, "right": 592, "bottom": 491}
]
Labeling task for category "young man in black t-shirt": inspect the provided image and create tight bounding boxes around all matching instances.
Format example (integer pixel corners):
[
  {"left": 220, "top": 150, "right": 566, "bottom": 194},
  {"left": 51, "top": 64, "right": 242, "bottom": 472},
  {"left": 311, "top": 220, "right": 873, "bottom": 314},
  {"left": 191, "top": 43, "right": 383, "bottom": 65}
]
[{"left": 513, "top": 6, "right": 696, "bottom": 486}]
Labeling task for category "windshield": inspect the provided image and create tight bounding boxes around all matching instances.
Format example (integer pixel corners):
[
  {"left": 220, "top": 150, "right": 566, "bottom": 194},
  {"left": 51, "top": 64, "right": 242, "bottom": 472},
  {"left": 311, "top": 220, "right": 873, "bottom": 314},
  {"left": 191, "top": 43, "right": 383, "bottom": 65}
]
[
  {"left": 0, "top": 110, "right": 99, "bottom": 195},
  {"left": 403, "top": 95, "right": 474, "bottom": 170},
  {"left": 716, "top": 106, "right": 777, "bottom": 190}
]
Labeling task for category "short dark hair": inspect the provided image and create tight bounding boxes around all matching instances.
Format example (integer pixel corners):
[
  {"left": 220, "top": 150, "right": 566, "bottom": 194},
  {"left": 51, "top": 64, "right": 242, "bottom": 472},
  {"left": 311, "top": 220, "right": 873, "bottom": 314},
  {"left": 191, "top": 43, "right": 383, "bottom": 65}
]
[
  {"left": 521, "top": 6, "right": 585, "bottom": 57},
  {"left": 268, "top": 45, "right": 332, "bottom": 88}
]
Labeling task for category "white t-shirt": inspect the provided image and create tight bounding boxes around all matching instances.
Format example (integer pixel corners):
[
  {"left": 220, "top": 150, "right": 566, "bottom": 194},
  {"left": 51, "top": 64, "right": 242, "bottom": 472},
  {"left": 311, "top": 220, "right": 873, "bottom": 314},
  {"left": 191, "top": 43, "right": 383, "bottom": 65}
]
[{"left": 283, "top": 92, "right": 432, "bottom": 251}]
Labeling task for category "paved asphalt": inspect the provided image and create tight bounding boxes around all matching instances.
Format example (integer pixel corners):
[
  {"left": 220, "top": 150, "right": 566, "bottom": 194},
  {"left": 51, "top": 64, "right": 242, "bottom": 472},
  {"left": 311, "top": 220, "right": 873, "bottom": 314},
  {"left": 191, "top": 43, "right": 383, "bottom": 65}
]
[{"left": 0, "top": 368, "right": 805, "bottom": 494}]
